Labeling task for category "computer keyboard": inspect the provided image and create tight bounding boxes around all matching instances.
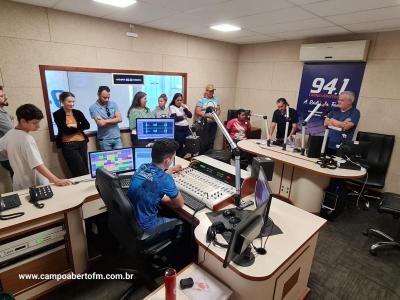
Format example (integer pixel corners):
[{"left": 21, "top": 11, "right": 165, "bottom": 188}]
[
  {"left": 118, "top": 175, "right": 132, "bottom": 189},
  {"left": 182, "top": 192, "right": 206, "bottom": 211}
]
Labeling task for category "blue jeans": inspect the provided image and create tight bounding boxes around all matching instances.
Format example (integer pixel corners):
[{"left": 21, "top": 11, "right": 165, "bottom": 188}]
[{"left": 98, "top": 137, "right": 123, "bottom": 150}]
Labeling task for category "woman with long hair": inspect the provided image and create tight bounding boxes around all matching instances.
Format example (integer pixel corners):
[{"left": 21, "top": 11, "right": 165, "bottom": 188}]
[
  {"left": 127, "top": 91, "right": 153, "bottom": 146},
  {"left": 169, "top": 93, "right": 192, "bottom": 157},
  {"left": 53, "top": 91, "right": 90, "bottom": 177}
]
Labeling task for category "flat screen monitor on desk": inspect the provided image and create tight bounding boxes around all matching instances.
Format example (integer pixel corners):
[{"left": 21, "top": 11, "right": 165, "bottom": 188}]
[
  {"left": 136, "top": 118, "right": 175, "bottom": 140},
  {"left": 88, "top": 148, "right": 134, "bottom": 178},
  {"left": 134, "top": 147, "right": 175, "bottom": 170},
  {"left": 338, "top": 141, "right": 369, "bottom": 162},
  {"left": 255, "top": 169, "right": 273, "bottom": 237},
  {"left": 223, "top": 196, "right": 269, "bottom": 268}
]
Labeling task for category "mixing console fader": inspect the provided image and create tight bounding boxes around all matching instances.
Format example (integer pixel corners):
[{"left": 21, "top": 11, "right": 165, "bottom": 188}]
[{"left": 173, "top": 161, "right": 237, "bottom": 210}]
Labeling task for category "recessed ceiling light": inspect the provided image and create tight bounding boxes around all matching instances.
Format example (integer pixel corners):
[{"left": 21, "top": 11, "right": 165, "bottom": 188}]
[
  {"left": 210, "top": 24, "right": 241, "bottom": 32},
  {"left": 93, "top": 0, "right": 137, "bottom": 8}
]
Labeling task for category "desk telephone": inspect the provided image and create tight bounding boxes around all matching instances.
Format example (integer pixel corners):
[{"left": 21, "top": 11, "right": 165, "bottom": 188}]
[
  {"left": 29, "top": 185, "right": 53, "bottom": 208},
  {"left": 0, "top": 193, "right": 24, "bottom": 220}
]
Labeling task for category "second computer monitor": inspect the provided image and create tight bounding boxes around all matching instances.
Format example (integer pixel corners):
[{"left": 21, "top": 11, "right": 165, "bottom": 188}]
[
  {"left": 134, "top": 147, "right": 153, "bottom": 169},
  {"left": 136, "top": 118, "right": 175, "bottom": 140},
  {"left": 134, "top": 147, "right": 175, "bottom": 170},
  {"left": 88, "top": 148, "right": 134, "bottom": 178}
]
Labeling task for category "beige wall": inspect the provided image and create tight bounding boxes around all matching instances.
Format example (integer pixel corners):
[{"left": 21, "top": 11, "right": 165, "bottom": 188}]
[
  {"left": 236, "top": 32, "right": 400, "bottom": 193},
  {"left": 0, "top": 0, "right": 239, "bottom": 193},
  {"left": 0, "top": 0, "right": 399, "bottom": 195}
]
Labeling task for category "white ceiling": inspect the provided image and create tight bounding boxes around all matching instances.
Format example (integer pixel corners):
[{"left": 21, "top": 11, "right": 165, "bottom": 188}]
[{"left": 11, "top": 0, "right": 400, "bottom": 44}]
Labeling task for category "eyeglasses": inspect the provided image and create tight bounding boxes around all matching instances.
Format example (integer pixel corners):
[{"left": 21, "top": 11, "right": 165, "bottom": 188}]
[{"left": 105, "top": 107, "right": 111, "bottom": 118}]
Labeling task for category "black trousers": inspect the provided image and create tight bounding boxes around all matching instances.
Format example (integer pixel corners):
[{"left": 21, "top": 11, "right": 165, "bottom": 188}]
[
  {"left": 200, "top": 122, "right": 217, "bottom": 154},
  {"left": 0, "top": 160, "right": 13, "bottom": 177},
  {"left": 175, "top": 126, "right": 191, "bottom": 157},
  {"left": 61, "top": 141, "right": 89, "bottom": 177}
]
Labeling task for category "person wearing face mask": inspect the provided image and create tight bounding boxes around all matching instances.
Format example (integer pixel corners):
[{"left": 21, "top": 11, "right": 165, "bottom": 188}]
[
  {"left": 89, "top": 86, "right": 122, "bottom": 150},
  {"left": 127, "top": 91, "right": 154, "bottom": 146},
  {"left": 0, "top": 86, "right": 14, "bottom": 178},
  {"left": 53, "top": 91, "right": 90, "bottom": 177},
  {"left": 169, "top": 93, "right": 192, "bottom": 157},
  {"left": 127, "top": 139, "right": 183, "bottom": 243},
  {"left": 153, "top": 94, "right": 170, "bottom": 118}
]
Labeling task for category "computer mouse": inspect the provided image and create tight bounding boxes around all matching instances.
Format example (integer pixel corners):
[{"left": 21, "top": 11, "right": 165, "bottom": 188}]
[{"left": 222, "top": 209, "right": 235, "bottom": 218}]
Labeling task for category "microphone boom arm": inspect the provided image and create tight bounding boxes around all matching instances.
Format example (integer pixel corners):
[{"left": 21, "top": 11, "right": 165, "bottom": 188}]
[
  {"left": 206, "top": 107, "right": 242, "bottom": 207},
  {"left": 300, "top": 103, "right": 321, "bottom": 155}
]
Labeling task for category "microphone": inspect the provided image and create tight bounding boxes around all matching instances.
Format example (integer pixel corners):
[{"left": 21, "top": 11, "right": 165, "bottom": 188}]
[
  {"left": 205, "top": 106, "right": 215, "bottom": 114},
  {"left": 321, "top": 103, "right": 331, "bottom": 117}
]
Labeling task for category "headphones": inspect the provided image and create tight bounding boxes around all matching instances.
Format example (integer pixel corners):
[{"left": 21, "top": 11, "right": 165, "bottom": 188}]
[
  {"left": 206, "top": 221, "right": 230, "bottom": 248},
  {"left": 317, "top": 156, "right": 337, "bottom": 169}
]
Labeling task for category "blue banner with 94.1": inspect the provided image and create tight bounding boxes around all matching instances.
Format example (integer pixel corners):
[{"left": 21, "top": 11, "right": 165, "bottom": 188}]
[{"left": 296, "top": 62, "right": 366, "bottom": 135}]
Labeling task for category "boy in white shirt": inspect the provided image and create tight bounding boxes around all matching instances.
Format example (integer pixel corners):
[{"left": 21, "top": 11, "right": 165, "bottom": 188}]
[{"left": 0, "top": 104, "right": 73, "bottom": 191}]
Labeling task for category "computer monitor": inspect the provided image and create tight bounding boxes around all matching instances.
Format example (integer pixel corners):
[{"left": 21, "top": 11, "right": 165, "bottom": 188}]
[
  {"left": 223, "top": 199, "right": 269, "bottom": 268},
  {"left": 136, "top": 118, "right": 175, "bottom": 140},
  {"left": 338, "top": 141, "right": 370, "bottom": 162},
  {"left": 134, "top": 147, "right": 175, "bottom": 170},
  {"left": 89, "top": 148, "right": 134, "bottom": 178},
  {"left": 255, "top": 169, "right": 273, "bottom": 237}
]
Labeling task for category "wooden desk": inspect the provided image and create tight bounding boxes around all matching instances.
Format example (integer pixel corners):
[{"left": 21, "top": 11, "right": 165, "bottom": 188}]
[
  {"left": 194, "top": 195, "right": 326, "bottom": 300},
  {"left": 238, "top": 139, "right": 366, "bottom": 213},
  {"left": 0, "top": 155, "right": 253, "bottom": 299},
  {"left": 0, "top": 155, "right": 326, "bottom": 300}
]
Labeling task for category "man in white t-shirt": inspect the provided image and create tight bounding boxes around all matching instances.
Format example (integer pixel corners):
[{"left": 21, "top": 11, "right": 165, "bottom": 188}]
[{"left": 0, "top": 104, "right": 73, "bottom": 191}]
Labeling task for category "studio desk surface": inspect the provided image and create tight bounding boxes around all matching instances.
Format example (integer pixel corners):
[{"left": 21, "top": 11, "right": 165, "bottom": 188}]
[
  {"left": 0, "top": 155, "right": 326, "bottom": 300},
  {"left": 238, "top": 139, "right": 366, "bottom": 213}
]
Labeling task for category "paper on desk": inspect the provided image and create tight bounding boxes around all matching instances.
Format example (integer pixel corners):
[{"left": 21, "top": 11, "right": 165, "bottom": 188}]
[{"left": 182, "top": 268, "right": 232, "bottom": 300}]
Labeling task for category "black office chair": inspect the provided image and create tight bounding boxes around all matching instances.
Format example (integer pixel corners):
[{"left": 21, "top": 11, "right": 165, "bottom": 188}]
[
  {"left": 95, "top": 168, "right": 182, "bottom": 300},
  {"left": 348, "top": 131, "right": 395, "bottom": 209},
  {"left": 363, "top": 193, "right": 400, "bottom": 255}
]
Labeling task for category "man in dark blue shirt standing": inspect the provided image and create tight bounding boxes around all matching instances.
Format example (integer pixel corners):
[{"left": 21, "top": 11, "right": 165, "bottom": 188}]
[
  {"left": 270, "top": 98, "right": 299, "bottom": 142},
  {"left": 127, "top": 139, "right": 184, "bottom": 241},
  {"left": 324, "top": 91, "right": 361, "bottom": 155}
]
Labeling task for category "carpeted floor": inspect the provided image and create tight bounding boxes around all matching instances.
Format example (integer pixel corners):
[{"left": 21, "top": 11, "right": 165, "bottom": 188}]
[
  {"left": 307, "top": 199, "right": 400, "bottom": 300},
  {"left": 40, "top": 199, "right": 400, "bottom": 300}
]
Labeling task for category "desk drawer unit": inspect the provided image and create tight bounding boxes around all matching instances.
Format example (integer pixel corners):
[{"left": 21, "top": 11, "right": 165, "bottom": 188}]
[
  {"left": 0, "top": 246, "right": 70, "bottom": 295},
  {"left": 82, "top": 198, "right": 107, "bottom": 219}
]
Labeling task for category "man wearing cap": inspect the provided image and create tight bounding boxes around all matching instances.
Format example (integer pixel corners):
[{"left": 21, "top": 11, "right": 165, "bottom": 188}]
[{"left": 195, "top": 84, "right": 221, "bottom": 153}]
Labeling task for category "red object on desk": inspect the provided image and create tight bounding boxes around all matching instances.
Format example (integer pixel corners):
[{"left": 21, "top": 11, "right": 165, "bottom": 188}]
[{"left": 164, "top": 268, "right": 176, "bottom": 300}]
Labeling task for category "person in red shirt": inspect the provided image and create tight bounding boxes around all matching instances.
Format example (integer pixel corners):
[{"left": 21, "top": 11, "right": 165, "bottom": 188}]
[{"left": 226, "top": 109, "right": 251, "bottom": 143}]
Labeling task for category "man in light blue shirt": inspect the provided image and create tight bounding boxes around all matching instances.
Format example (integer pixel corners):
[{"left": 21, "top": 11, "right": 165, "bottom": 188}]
[
  {"left": 89, "top": 86, "right": 122, "bottom": 150},
  {"left": 194, "top": 84, "right": 221, "bottom": 154},
  {"left": 324, "top": 91, "right": 361, "bottom": 155}
]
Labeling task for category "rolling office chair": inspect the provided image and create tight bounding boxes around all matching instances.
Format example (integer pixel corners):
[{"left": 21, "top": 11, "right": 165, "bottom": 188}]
[
  {"left": 363, "top": 193, "right": 400, "bottom": 255},
  {"left": 95, "top": 168, "right": 182, "bottom": 300},
  {"left": 348, "top": 131, "right": 395, "bottom": 209}
]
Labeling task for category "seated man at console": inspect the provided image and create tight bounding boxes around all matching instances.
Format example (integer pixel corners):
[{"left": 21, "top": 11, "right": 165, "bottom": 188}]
[
  {"left": 127, "top": 139, "right": 184, "bottom": 242},
  {"left": 324, "top": 91, "right": 360, "bottom": 155},
  {"left": 226, "top": 109, "right": 251, "bottom": 143}
]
